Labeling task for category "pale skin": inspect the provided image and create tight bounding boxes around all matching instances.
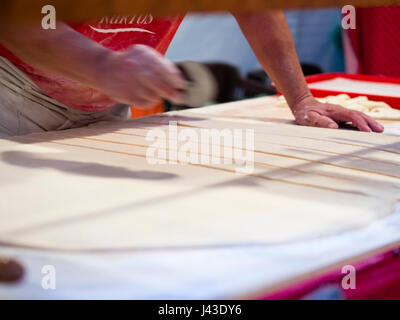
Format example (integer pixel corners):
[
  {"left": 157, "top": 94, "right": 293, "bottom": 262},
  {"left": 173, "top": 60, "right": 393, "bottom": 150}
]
[{"left": 0, "top": 10, "right": 384, "bottom": 133}]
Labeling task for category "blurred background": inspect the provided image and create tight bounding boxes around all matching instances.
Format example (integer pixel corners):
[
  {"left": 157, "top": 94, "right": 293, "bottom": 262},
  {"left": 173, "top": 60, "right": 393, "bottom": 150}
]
[{"left": 166, "top": 9, "right": 345, "bottom": 75}]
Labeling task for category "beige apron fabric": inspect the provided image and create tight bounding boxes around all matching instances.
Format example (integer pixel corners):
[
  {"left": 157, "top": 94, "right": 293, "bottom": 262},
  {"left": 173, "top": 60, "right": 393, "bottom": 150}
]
[{"left": 0, "top": 57, "right": 130, "bottom": 138}]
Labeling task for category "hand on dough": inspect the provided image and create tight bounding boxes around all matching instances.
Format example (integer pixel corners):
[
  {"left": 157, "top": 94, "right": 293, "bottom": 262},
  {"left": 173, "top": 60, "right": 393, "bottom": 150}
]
[{"left": 292, "top": 96, "right": 384, "bottom": 133}]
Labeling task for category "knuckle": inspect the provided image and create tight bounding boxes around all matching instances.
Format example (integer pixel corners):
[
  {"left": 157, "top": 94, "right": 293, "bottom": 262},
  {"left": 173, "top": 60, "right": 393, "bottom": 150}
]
[
  {"left": 134, "top": 44, "right": 149, "bottom": 52},
  {"left": 348, "top": 110, "right": 358, "bottom": 117},
  {"left": 326, "top": 104, "right": 335, "bottom": 112}
]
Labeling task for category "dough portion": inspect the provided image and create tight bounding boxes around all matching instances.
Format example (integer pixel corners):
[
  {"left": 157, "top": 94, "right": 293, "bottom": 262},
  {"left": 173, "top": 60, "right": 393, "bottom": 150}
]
[{"left": 277, "top": 94, "right": 400, "bottom": 120}]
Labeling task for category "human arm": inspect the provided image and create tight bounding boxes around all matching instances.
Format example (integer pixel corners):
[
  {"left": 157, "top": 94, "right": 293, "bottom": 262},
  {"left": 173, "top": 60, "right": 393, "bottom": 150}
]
[
  {"left": 234, "top": 11, "right": 383, "bottom": 132},
  {"left": 0, "top": 22, "right": 186, "bottom": 108}
]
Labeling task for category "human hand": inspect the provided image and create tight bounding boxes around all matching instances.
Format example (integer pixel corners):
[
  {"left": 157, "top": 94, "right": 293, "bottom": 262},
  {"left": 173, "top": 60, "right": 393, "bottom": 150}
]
[
  {"left": 94, "top": 45, "right": 187, "bottom": 109},
  {"left": 292, "top": 96, "right": 384, "bottom": 133}
]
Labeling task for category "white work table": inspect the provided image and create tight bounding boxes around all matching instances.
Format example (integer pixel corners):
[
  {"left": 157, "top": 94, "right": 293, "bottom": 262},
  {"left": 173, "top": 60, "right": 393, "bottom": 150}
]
[{"left": 1, "top": 96, "right": 400, "bottom": 299}]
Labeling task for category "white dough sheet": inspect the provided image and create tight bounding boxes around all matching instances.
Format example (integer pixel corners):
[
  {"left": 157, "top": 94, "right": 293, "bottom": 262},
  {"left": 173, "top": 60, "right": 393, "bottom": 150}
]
[
  {"left": 0, "top": 117, "right": 399, "bottom": 251},
  {"left": 0, "top": 114, "right": 400, "bottom": 299}
]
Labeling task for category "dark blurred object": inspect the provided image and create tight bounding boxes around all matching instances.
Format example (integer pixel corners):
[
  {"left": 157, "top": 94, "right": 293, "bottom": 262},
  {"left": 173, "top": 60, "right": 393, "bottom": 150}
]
[
  {"left": 0, "top": 256, "right": 24, "bottom": 283},
  {"left": 245, "top": 62, "right": 323, "bottom": 98},
  {"left": 301, "top": 63, "right": 323, "bottom": 76},
  {"left": 204, "top": 63, "right": 277, "bottom": 102},
  {"left": 166, "top": 61, "right": 276, "bottom": 111},
  {"left": 245, "top": 70, "right": 276, "bottom": 98}
]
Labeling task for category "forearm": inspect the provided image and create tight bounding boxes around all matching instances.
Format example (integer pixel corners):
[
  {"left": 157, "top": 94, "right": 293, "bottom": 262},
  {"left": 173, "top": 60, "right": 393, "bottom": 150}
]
[
  {"left": 0, "top": 22, "right": 111, "bottom": 87},
  {"left": 234, "top": 11, "right": 311, "bottom": 111}
]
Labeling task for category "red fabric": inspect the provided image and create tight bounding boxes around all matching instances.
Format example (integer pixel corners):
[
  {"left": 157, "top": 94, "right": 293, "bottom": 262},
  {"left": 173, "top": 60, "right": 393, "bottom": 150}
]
[
  {"left": 348, "top": 6, "right": 400, "bottom": 78},
  {"left": 260, "top": 248, "right": 400, "bottom": 300},
  {"left": 0, "top": 15, "right": 183, "bottom": 111}
]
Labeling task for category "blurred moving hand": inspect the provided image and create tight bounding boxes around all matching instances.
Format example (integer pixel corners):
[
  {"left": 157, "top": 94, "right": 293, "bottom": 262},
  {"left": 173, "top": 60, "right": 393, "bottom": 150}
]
[
  {"left": 0, "top": 24, "right": 187, "bottom": 110},
  {"left": 96, "top": 45, "right": 187, "bottom": 109}
]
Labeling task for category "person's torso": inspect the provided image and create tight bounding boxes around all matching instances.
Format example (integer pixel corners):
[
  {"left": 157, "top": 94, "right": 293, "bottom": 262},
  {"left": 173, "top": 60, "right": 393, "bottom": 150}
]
[{"left": 0, "top": 15, "right": 183, "bottom": 112}]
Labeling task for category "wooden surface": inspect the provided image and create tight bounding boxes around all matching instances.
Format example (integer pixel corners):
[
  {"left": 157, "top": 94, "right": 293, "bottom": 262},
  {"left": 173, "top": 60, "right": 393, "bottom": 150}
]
[{"left": 2, "top": 0, "right": 400, "bottom": 23}]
